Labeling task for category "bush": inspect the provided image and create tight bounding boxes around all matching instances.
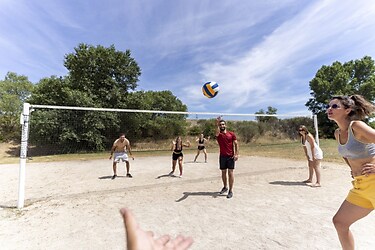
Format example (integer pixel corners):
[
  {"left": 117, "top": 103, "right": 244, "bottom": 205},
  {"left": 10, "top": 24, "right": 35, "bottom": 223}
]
[{"left": 230, "top": 121, "right": 259, "bottom": 143}]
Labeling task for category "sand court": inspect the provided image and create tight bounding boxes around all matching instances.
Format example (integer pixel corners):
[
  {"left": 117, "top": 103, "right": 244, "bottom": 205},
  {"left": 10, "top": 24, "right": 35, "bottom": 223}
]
[{"left": 1, "top": 154, "right": 375, "bottom": 249}]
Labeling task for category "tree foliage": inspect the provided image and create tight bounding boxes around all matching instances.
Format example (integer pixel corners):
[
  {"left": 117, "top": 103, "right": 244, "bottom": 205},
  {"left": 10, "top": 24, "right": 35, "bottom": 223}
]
[
  {"left": 255, "top": 106, "right": 279, "bottom": 136},
  {"left": 0, "top": 72, "right": 33, "bottom": 141},
  {"left": 255, "top": 106, "right": 278, "bottom": 123},
  {"left": 64, "top": 43, "right": 140, "bottom": 108},
  {"left": 27, "top": 44, "right": 188, "bottom": 153},
  {"left": 122, "top": 90, "right": 188, "bottom": 140},
  {"left": 306, "top": 56, "right": 375, "bottom": 137}
]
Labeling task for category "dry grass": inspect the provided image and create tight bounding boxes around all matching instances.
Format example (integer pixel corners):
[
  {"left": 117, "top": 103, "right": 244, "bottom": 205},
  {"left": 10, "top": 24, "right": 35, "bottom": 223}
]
[
  {"left": 240, "top": 139, "right": 343, "bottom": 163},
  {"left": 0, "top": 138, "right": 344, "bottom": 164}
]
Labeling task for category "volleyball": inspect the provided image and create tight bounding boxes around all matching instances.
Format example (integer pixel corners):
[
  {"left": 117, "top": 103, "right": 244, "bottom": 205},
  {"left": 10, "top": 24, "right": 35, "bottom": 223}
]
[{"left": 202, "top": 81, "right": 219, "bottom": 98}]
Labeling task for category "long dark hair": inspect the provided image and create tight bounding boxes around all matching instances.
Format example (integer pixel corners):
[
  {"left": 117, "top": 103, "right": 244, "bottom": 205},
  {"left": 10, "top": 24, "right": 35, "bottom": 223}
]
[{"left": 175, "top": 136, "right": 182, "bottom": 148}]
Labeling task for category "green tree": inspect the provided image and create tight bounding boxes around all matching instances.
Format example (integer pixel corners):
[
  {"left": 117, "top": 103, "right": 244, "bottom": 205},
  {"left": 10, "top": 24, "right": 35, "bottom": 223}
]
[
  {"left": 231, "top": 120, "right": 259, "bottom": 143},
  {"left": 28, "top": 44, "right": 142, "bottom": 153},
  {"left": 28, "top": 81, "right": 188, "bottom": 153},
  {"left": 64, "top": 43, "right": 141, "bottom": 108},
  {"left": 187, "top": 119, "right": 216, "bottom": 138},
  {"left": 0, "top": 72, "right": 33, "bottom": 141},
  {"left": 306, "top": 56, "right": 375, "bottom": 137},
  {"left": 255, "top": 106, "right": 278, "bottom": 123},
  {"left": 255, "top": 106, "right": 279, "bottom": 136},
  {"left": 122, "top": 90, "right": 188, "bottom": 140}
]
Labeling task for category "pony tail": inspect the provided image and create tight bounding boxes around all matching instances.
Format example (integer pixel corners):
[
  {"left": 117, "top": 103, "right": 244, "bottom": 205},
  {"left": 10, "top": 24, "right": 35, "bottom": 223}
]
[{"left": 349, "top": 95, "right": 375, "bottom": 119}]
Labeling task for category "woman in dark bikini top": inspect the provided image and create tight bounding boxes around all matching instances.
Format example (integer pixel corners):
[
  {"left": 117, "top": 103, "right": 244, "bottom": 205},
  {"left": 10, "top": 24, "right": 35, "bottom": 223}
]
[
  {"left": 193, "top": 134, "right": 210, "bottom": 163},
  {"left": 169, "top": 136, "right": 190, "bottom": 177}
]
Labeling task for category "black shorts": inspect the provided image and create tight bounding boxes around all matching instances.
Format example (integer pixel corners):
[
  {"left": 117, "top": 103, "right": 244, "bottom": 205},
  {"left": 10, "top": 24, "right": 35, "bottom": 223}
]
[
  {"left": 219, "top": 155, "right": 235, "bottom": 170},
  {"left": 172, "top": 152, "right": 183, "bottom": 161},
  {"left": 198, "top": 146, "right": 205, "bottom": 150}
]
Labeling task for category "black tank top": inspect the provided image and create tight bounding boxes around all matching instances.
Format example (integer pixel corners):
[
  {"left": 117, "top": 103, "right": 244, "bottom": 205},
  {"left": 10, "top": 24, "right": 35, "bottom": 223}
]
[{"left": 174, "top": 143, "right": 182, "bottom": 153}]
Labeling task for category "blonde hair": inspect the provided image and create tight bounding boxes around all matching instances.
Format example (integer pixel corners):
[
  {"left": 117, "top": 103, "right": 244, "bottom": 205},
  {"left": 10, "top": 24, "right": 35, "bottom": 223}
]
[{"left": 298, "top": 125, "right": 310, "bottom": 134}]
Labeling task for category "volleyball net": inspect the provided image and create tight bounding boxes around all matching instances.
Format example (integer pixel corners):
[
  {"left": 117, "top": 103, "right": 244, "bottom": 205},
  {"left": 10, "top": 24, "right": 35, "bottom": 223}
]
[{"left": 18, "top": 103, "right": 317, "bottom": 208}]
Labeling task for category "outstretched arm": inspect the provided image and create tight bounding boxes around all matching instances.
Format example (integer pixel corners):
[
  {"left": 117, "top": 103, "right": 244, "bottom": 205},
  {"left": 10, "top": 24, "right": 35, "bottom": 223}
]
[
  {"left": 120, "top": 208, "right": 193, "bottom": 250},
  {"left": 215, "top": 116, "right": 221, "bottom": 137}
]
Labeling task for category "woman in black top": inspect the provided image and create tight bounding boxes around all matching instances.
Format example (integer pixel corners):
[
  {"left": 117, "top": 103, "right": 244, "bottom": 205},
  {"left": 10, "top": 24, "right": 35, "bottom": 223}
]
[
  {"left": 170, "top": 136, "right": 190, "bottom": 177},
  {"left": 193, "top": 134, "right": 210, "bottom": 163}
]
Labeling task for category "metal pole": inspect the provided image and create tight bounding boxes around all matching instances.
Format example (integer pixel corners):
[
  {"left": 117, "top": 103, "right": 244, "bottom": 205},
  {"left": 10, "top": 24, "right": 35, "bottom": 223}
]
[
  {"left": 313, "top": 114, "right": 319, "bottom": 146},
  {"left": 18, "top": 103, "right": 30, "bottom": 209}
]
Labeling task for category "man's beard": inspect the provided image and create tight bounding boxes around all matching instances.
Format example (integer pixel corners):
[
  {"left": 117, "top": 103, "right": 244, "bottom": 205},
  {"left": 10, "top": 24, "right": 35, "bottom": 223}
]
[{"left": 220, "top": 127, "right": 225, "bottom": 132}]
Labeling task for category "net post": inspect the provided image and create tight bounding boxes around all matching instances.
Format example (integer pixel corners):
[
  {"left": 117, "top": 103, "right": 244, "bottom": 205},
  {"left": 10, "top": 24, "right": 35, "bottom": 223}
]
[
  {"left": 313, "top": 114, "right": 319, "bottom": 146},
  {"left": 18, "top": 103, "right": 31, "bottom": 209}
]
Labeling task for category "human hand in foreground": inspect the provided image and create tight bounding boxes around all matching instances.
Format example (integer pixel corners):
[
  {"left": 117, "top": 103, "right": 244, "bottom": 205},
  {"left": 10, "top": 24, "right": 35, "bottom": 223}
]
[
  {"left": 120, "top": 208, "right": 194, "bottom": 250},
  {"left": 361, "top": 163, "right": 375, "bottom": 176}
]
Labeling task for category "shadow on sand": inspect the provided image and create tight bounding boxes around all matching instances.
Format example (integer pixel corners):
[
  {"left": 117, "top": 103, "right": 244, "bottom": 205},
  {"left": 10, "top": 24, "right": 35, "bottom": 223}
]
[
  {"left": 175, "top": 191, "right": 224, "bottom": 202},
  {"left": 98, "top": 175, "right": 126, "bottom": 180},
  {"left": 156, "top": 173, "right": 182, "bottom": 179},
  {"left": 269, "top": 180, "right": 309, "bottom": 186}
]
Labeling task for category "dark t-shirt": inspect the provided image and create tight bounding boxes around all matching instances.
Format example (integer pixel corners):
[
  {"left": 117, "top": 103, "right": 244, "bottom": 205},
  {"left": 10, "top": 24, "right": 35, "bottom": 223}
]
[{"left": 216, "top": 131, "right": 237, "bottom": 156}]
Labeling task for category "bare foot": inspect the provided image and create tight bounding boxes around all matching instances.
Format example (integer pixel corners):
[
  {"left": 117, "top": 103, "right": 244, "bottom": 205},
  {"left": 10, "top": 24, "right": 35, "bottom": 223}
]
[
  {"left": 302, "top": 179, "right": 312, "bottom": 183},
  {"left": 311, "top": 183, "right": 321, "bottom": 188}
]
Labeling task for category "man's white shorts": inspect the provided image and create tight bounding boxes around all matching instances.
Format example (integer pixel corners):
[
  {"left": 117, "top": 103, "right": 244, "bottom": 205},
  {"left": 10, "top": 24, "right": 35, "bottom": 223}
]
[{"left": 113, "top": 152, "right": 129, "bottom": 162}]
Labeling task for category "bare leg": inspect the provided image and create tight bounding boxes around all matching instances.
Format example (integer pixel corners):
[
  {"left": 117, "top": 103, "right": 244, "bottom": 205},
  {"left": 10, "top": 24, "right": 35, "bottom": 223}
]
[
  {"left": 303, "top": 160, "right": 313, "bottom": 183},
  {"left": 113, "top": 162, "right": 117, "bottom": 175},
  {"left": 126, "top": 161, "right": 130, "bottom": 174},
  {"left": 228, "top": 169, "right": 234, "bottom": 191},
  {"left": 178, "top": 157, "right": 183, "bottom": 176},
  {"left": 170, "top": 160, "right": 177, "bottom": 175},
  {"left": 332, "top": 200, "right": 372, "bottom": 250},
  {"left": 312, "top": 159, "right": 321, "bottom": 187},
  {"left": 194, "top": 150, "right": 200, "bottom": 162},
  {"left": 203, "top": 149, "right": 207, "bottom": 162},
  {"left": 221, "top": 169, "right": 227, "bottom": 188},
  {"left": 112, "top": 162, "right": 118, "bottom": 179}
]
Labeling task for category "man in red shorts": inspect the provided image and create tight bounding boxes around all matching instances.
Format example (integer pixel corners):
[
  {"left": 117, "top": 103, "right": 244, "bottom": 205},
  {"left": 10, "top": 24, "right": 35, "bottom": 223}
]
[{"left": 215, "top": 117, "right": 239, "bottom": 199}]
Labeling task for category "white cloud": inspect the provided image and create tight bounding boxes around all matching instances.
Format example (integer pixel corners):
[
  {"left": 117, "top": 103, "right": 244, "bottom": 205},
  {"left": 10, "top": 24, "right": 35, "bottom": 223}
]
[
  {"left": 1, "top": 0, "right": 375, "bottom": 116},
  {"left": 191, "top": 0, "right": 375, "bottom": 113}
]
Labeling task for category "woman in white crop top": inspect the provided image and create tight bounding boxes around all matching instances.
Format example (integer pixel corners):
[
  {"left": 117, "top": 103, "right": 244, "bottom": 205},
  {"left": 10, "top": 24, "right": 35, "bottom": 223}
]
[
  {"left": 298, "top": 125, "right": 323, "bottom": 187},
  {"left": 327, "top": 94, "right": 375, "bottom": 249}
]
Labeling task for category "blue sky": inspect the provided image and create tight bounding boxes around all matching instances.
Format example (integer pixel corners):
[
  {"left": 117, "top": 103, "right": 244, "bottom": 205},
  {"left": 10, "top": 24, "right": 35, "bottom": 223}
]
[{"left": 1, "top": 0, "right": 375, "bottom": 118}]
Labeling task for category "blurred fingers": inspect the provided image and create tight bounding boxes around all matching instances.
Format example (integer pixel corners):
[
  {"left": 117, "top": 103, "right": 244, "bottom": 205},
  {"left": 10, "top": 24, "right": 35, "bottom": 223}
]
[{"left": 120, "top": 208, "right": 138, "bottom": 250}]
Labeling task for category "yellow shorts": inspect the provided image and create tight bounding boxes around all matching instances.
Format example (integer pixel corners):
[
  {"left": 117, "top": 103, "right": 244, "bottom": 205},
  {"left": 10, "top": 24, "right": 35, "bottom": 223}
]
[{"left": 346, "top": 174, "right": 375, "bottom": 209}]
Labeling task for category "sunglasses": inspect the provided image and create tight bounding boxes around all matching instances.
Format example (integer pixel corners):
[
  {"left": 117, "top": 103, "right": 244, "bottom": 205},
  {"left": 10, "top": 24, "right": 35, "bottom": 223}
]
[
  {"left": 326, "top": 104, "right": 340, "bottom": 109},
  {"left": 298, "top": 129, "right": 304, "bottom": 132}
]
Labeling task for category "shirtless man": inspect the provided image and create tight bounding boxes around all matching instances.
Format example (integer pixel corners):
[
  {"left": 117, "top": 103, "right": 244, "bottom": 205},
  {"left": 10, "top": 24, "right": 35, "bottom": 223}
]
[{"left": 109, "top": 133, "right": 134, "bottom": 179}]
